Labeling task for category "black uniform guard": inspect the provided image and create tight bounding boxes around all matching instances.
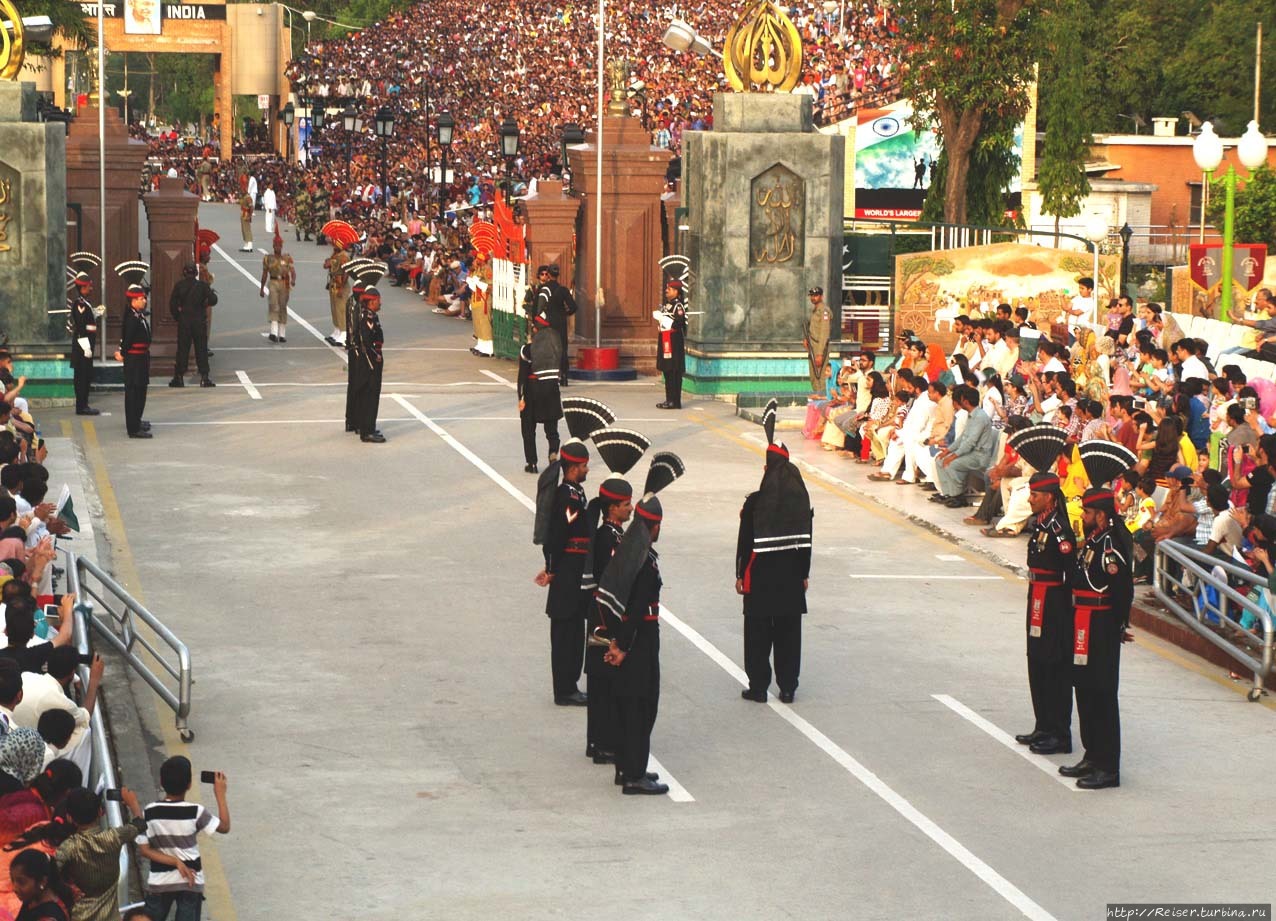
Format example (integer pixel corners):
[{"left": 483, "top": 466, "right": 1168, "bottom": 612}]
[
  {"left": 344, "top": 268, "right": 369, "bottom": 433},
  {"left": 68, "top": 270, "right": 100, "bottom": 415},
  {"left": 1015, "top": 472, "right": 1077, "bottom": 755},
  {"left": 518, "top": 315, "right": 563, "bottom": 472},
  {"left": 655, "top": 279, "right": 687, "bottom": 410},
  {"left": 535, "top": 264, "right": 577, "bottom": 384},
  {"left": 1059, "top": 488, "right": 1134, "bottom": 790},
  {"left": 737, "top": 402, "right": 813, "bottom": 704},
  {"left": 581, "top": 476, "right": 633, "bottom": 764},
  {"left": 535, "top": 440, "right": 592, "bottom": 705},
  {"left": 168, "top": 263, "right": 218, "bottom": 388},
  {"left": 600, "top": 495, "right": 667, "bottom": 795},
  {"left": 349, "top": 285, "right": 386, "bottom": 443},
  {"left": 524, "top": 313, "right": 564, "bottom": 466},
  {"left": 114, "top": 275, "right": 153, "bottom": 439}
]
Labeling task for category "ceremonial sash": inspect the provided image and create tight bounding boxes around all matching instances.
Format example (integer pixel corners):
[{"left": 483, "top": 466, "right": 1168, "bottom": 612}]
[
  {"left": 1071, "top": 589, "right": 1109, "bottom": 665},
  {"left": 566, "top": 536, "right": 590, "bottom": 555},
  {"left": 1028, "top": 569, "right": 1063, "bottom": 638},
  {"left": 661, "top": 329, "right": 673, "bottom": 359}
]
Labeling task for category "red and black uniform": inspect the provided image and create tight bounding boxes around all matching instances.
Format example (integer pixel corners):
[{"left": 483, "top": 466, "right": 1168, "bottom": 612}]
[
  {"left": 1070, "top": 515, "right": 1133, "bottom": 777},
  {"left": 656, "top": 294, "right": 687, "bottom": 408},
  {"left": 584, "top": 518, "right": 624, "bottom": 757},
  {"left": 518, "top": 343, "right": 560, "bottom": 466},
  {"left": 119, "top": 305, "right": 152, "bottom": 437},
  {"left": 608, "top": 545, "right": 661, "bottom": 784},
  {"left": 69, "top": 292, "right": 97, "bottom": 412},
  {"left": 350, "top": 303, "right": 384, "bottom": 437},
  {"left": 544, "top": 480, "right": 590, "bottom": 699},
  {"left": 1024, "top": 504, "right": 1076, "bottom": 746}
]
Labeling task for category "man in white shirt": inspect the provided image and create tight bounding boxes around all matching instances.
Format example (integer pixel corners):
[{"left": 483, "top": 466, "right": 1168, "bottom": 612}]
[
  {"left": 261, "top": 182, "right": 278, "bottom": 235},
  {"left": 1175, "top": 339, "right": 1210, "bottom": 383},
  {"left": 13, "top": 648, "right": 102, "bottom": 776},
  {"left": 1064, "top": 276, "right": 1095, "bottom": 325},
  {"left": 878, "top": 383, "right": 936, "bottom": 483}
]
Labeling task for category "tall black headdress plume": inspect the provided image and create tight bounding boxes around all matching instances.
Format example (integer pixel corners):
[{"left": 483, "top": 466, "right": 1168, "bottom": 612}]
[
  {"left": 591, "top": 428, "right": 650, "bottom": 476},
  {"left": 1079, "top": 440, "right": 1138, "bottom": 489},
  {"left": 562, "top": 397, "right": 616, "bottom": 441},
  {"left": 1008, "top": 424, "right": 1069, "bottom": 476}
]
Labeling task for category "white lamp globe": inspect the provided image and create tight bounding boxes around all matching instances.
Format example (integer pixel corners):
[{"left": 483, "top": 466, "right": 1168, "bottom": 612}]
[
  {"left": 1238, "top": 120, "right": 1269, "bottom": 172},
  {"left": 1193, "top": 121, "right": 1225, "bottom": 172}
]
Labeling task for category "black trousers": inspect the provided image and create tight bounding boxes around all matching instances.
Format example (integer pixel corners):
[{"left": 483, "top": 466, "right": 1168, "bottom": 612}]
[
  {"left": 663, "top": 368, "right": 683, "bottom": 407},
  {"left": 173, "top": 318, "right": 210, "bottom": 377},
  {"left": 1027, "top": 656, "right": 1073, "bottom": 741},
  {"left": 1075, "top": 683, "right": 1121, "bottom": 773},
  {"left": 351, "top": 364, "right": 383, "bottom": 435},
  {"left": 72, "top": 354, "right": 93, "bottom": 410},
  {"left": 744, "top": 614, "right": 802, "bottom": 693},
  {"left": 549, "top": 617, "right": 585, "bottom": 698},
  {"left": 616, "top": 694, "right": 658, "bottom": 781},
  {"left": 556, "top": 325, "right": 569, "bottom": 383},
  {"left": 122, "top": 355, "right": 149, "bottom": 435},
  {"left": 345, "top": 360, "right": 363, "bottom": 430},
  {"left": 585, "top": 647, "right": 619, "bottom": 754},
  {"left": 520, "top": 411, "right": 560, "bottom": 465}
]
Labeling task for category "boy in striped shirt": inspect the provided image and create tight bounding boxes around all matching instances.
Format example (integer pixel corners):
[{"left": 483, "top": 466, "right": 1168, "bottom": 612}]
[{"left": 137, "top": 755, "right": 231, "bottom": 921}]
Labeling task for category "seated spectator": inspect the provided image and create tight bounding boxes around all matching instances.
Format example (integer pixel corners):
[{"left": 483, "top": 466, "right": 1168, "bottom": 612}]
[
  {"left": 933, "top": 384, "right": 997, "bottom": 508},
  {"left": 138, "top": 756, "right": 230, "bottom": 921},
  {"left": 14, "top": 649, "right": 102, "bottom": 775},
  {"left": 1201, "top": 484, "right": 1241, "bottom": 559},
  {"left": 1132, "top": 465, "right": 1197, "bottom": 581},
  {"left": 0, "top": 596, "right": 75, "bottom": 674},
  {"left": 35, "top": 712, "right": 75, "bottom": 770},
  {"left": 0, "top": 730, "right": 50, "bottom": 797}
]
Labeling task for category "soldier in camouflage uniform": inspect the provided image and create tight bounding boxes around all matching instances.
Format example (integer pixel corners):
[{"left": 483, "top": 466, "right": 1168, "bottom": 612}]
[
  {"left": 294, "top": 185, "right": 312, "bottom": 242},
  {"left": 311, "top": 184, "right": 330, "bottom": 245}
]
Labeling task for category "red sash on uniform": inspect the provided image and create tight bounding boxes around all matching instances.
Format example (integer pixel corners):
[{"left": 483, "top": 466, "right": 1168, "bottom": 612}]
[
  {"left": 1028, "top": 569, "right": 1063, "bottom": 638},
  {"left": 1072, "top": 589, "right": 1108, "bottom": 665},
  {"left": 660, "top": 329, "right": 673, "bottom": 360},
  {"left": 566, "top": 536, "right": 590, "bottom": 555},
  {"left": 741, "top": 551, "right": 757, "bottom": 594}
]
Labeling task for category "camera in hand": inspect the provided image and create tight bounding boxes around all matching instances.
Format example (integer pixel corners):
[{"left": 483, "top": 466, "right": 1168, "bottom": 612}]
[
  {"left": 104, "top": 789, "right": 122, "bottom": 801},
  {"left": 200, "top": 770, "right": 217, "bottom": 784}
]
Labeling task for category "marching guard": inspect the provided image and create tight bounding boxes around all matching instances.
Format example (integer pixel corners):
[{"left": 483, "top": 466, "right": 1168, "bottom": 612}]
[
  {"left": 520, "top": 313, "right": 564, "bottom": 471},
  {"left": 655, "top": 278, "right": 687, "bottom": 410},
  {"left": 260, "top": 231, "right": 296, "bottom": 343},
  {"left": 348, "top": 279, "right": 386, "bottom": 443}
]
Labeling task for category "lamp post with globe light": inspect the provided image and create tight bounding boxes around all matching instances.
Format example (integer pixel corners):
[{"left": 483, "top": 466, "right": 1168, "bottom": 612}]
[
  {"left": 1193, "top": 120, "right": 1270, "bottom": 322},
  {"left": 437, "top": 111, "right": 455, "bottom": 219},
  {"left": 1083, "top": 213, "right": 1109, "bottom": 323}
]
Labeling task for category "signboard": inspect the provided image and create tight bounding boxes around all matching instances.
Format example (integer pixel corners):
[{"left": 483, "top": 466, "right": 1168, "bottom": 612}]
[
  {"left": 1189, "top": 244, "right": 1268, "bottom": 292},
  {"left": 257, "top": 94, "right": 269, "bottom": 111},
  {"left": 78, "top": 2, "right": 228, "bottom": 24},
  {"left": 853, "top": 99, "right": 1022, "bottom": 221}
]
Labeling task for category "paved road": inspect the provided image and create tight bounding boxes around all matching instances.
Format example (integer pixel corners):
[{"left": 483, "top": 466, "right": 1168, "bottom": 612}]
[{"left": 50, "top": 203, "right": 1276, "bottom": 920}]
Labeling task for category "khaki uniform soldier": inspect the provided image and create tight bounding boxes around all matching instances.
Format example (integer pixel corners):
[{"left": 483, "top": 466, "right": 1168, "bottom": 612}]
[
  {"left": 238, "top": 192, "right": 255, "bottom": 252},
  {"left": 804, "top": 286, "right": 832, "bottom": 395},
  {"left": 324, "top": 245, "right": 351, "bottom": 346},
  {"left": 259, "top": 234, "right": 296, "bottom": 343},
  {"left": 197, "top": 159, "right": 212, "bottom": 201},
  {"left": 294, "top": 188, "right": 312, "bottom": 242},
  {"left": 311, "top": 187, "right": 330, "bottom": 243}
]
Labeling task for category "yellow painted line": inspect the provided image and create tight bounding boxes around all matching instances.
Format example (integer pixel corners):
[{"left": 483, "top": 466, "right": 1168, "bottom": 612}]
[
  {"left": 60, "top": 420, "right": 72, "bottom": 437},
  {"left": 699, "top": 411, "right": 1276, "bottom": 709},
  {"left": 79, "top": 420, "right": 239, "bottom": 920},
  {"left": 693, "top": 412, "right": 1015, "bottom": 580}
]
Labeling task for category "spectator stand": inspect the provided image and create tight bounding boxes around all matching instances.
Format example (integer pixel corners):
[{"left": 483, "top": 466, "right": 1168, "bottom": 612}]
[{"left": 1152, "top": 541, "right": 1273, "bottom": 701}]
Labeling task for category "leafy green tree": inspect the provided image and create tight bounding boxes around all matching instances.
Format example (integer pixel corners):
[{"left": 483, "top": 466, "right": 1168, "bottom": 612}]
[
  {"left": 1207, "top": 165, "right": 1276, "bottom": 252},
  {"left": 1036, "top": 0, "right": 1091, "bottom": 236},
  {"left": 17, "top": 0, "right": 94, "bottom": 57}
]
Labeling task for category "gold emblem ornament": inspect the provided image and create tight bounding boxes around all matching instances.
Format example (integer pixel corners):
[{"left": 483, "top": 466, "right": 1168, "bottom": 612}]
[
  {"left": 724, "top": 0, "right": 803, "bottom": 93},
  {"left": 0, "top": 177, "right": 11, "bottom": 254},
  {"left": 0, "top": 0, "right": 25, "bottom": 81}
]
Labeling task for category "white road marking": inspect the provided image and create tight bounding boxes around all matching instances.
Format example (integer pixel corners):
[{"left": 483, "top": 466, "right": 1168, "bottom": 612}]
[
  {"left": 480, "top": 369, "right": 517, "bottom": 390},
  {"left": 151, "top": 417, "right": 413, "bottom": 426},
  {"left": 235, "top": 370, "right": 262, "bottom": 400},
  {"left": 387, "top": 393, "right": 1067, "bottom": 913},
  {"left": 212, "top": 242, "right": 349, "bottom": 364},
  {"left": 389, "top": 394, "right": 694, "bottom": 803},
  {"left": 213, "top": 346, "right": 471, "bottom": 352},
  {"left": 932, "top": 695, "right": 1085, "bottom": 793},
  {"left": 936, "top": 554, "right": 965, "bottom": 562},
  {"left": 847, "top": 574, "right": 1006, "bottom": 581}
]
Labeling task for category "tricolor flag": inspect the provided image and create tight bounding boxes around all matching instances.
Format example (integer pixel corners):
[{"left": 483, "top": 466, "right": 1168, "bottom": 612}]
[{"left": 55, "top": 484, "right": 81, "bottom": 533}]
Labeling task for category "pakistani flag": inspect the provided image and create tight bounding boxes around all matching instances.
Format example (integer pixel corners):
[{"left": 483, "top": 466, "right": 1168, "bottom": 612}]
[{"left": 55, "top": 484, "right": 81, "bottom": 533}]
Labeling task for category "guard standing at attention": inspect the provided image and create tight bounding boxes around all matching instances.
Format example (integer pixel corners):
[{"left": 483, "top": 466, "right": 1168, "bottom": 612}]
[
  {"left": 1014, "top": 471, "right": 1077, "bottom": 755},
  {"left": 259, "top": 232, "right": 296, "bottom": 343},
  {"left": 342, "top": 261, "right": 371, "bottom": 434},
  {"left": 535, "top": 264, "right": 577, "bottom": 385},
  {"left": 533, "top": 440, "right": 592, "bottom": 706},
  {"left": 168, "top": 262, "right": 218, "bottom": 388},
  {"left": 238, "top": 190, "right": 255, "bottom": 252},
  {"left": 67, "top": 252, "right": 103, "bottom": 416},
  {"left": 324, "top": 242, "right": 351, "bottom": 347},
  {"left": 311, "top": 184, "right": 330, "bottom": 244},
  {"left": 804, "top": 286, "right": 832, "bottom": 396},
  {"left": 1059, "top": 487, "right": 1134, "bottom": 790},
  {"left": 655, "top": 279, "right": 687, "bottom": 410},
  {"left": 293, "top": 184, "right": 311, "bottom": 242},
  {"left": 521, "top": 313, "right": 564, "bottom": 470},
  {"left": 736, "top": 400, "right": 813, "bottom": 704},
  {"left": 349, "top": 284, "right": 386, "bottom": 443},
  {"left": 113, "top": 262, "right": 154, "bottom": 439}
]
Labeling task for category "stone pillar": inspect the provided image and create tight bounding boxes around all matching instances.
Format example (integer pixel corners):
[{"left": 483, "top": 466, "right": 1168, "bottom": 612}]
[
  {"left": 568, "top": 116, "right": 672, "bottom": 367},
  {"left": 682, "top": 93, "right": 845, "bottom": 398},
  {"left": 0, "top": 82, "right": 66, "bottom": 345},
  {"left": 143, "top": 177, "right": 200, "bottom": 377},
  {"left": 522, "top": 189, "right": 581, "bottom": 294},
  {"left": 65, "top": 103, "right": 149, "bottom": 348}
]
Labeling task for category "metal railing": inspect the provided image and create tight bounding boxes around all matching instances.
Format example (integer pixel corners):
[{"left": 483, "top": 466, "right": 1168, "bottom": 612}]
[
  {"left": 61, "top": 548, "right": 131, "bottom": 908},
  {"left": 73, "top": 554, "right": 194, "bottom": 741},
  {"left": 1152, "top": 541, "right": 1274, "bottom": 701}
]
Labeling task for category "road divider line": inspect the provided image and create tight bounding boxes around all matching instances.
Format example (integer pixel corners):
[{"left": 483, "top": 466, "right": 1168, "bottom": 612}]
[
  {"left": 932, "top": 695, "right": 1083, "bottom": 792},
  {"left": 234, "top": 370, "right": 262, "bottom": 400},
  {"left": 212, "top": 241, "right": 348, "bottom": 364},
  {"left": 848, "top": 574, "right": 1006, "bottom": 581},
  {"left": 480, "top": 368, "right": 517, "bottom": 390},
  {"left": 389, "top": 394, "right": 694, "bottom": 802}
]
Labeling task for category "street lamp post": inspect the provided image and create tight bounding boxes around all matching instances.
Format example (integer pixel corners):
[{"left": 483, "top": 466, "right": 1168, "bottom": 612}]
[
  {"left": 437, "top": 110, "right": 455, "bottom": 219},
  {"left": 283, "top": 101, "right": 295, "bottom": 162},
  {"left": 1193, "top": 119, "right": 1269, "bottom": 322},
  {"left": 374, "top": 106, "right": 394, "bottom": 208},
  {"left": 1084, "top": 214, "right": 1109, "bottom": 323},
  {"left": 1119, "top": 222, "right": 1133, "bottom": 296},
  {"left": 342, "top": 104, "right": 359, "bottom": 182},
  {"left": 498, "top": 117, "right": 520, "bottom": 202}
]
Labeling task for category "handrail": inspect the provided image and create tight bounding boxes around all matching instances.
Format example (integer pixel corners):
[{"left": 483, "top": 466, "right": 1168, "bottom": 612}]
[
  {"left": 72, "top": 554, "right": 194, "bottom": 741},
  {"left": 1152, "top": 541, "right": 1274, "bottom": 701},
  {"left": 61, "top": 548, "right": 131, "bottom": 908}
]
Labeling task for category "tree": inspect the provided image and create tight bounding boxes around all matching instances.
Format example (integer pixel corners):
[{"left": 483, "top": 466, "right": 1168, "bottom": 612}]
[
  {"left": 1036, "top": 0, "right": 1091, "bottom": 237},
  {"left": 16, "top": 0, "right": 94, "bottom": 58},
  {"left": 896, "top": 0, "right": 1040, "bottom": 225},
  {"left": 1207, "top": 165, "right": 1276, "bottom": 253}
]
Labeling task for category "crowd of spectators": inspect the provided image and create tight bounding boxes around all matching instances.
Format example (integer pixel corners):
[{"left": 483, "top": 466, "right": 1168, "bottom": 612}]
[
  {"left": 810, "top": 287, "right": 1276, "bottom": 646},
  {"left": 1, "top": 357, "right": 231, "bottom": 920}
]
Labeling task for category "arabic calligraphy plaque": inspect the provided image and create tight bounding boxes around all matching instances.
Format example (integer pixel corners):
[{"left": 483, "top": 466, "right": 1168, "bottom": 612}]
[{"left": 750, "top": 163, "right": 803, "bottom": 267}]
